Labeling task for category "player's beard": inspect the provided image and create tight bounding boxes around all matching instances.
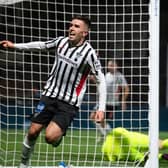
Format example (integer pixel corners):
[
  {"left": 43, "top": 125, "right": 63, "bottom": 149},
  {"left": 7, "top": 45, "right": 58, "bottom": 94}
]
[{"left": 68, "top": 33, "right": 84, "bottom": 47}]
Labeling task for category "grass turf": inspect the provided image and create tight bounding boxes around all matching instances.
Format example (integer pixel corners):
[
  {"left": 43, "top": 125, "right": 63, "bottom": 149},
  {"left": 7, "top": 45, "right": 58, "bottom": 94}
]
[{"left": 0, "top": 129, "right": 167, "bottom": 167}]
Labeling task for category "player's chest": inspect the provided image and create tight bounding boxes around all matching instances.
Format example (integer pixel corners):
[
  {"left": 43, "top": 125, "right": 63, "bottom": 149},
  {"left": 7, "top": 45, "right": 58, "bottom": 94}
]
[{"left": 57, "top": 49, "right": 85, "bottom": 68}]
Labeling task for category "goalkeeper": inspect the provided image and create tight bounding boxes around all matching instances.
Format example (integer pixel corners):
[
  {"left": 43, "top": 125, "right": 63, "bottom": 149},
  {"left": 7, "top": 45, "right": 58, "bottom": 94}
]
[{"left": 102, "top": 127, "right": 168, "bottom": 162}]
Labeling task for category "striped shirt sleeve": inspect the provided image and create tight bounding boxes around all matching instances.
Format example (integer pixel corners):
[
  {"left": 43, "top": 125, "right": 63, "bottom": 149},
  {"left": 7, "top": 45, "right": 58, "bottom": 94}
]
[
  {"left": 88, "top": 51, "right": 107, "bottom": 111},
  {"left": 14, "top": 41, "right": 46, "bottom": 50},
  {"left": 14, "top": 37, "right": 64, "bottom": 50}
]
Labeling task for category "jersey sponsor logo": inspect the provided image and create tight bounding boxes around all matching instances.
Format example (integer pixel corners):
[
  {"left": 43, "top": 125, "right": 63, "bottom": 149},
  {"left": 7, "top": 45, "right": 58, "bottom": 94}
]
[
  {"left": 35, "top": 102, "right": 45, "bottom": 113},
  {"left": 59, "top": 55, "right": 78, "bottom": 67}
]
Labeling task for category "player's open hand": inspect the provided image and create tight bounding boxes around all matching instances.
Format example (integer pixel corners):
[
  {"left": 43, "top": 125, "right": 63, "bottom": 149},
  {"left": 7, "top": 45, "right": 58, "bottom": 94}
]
[
  {"left": 95, "top": 110, "right": 104, "bottom": 123},
  {"left": 0, "top": 40, "right": 14, "bottom": 48}
]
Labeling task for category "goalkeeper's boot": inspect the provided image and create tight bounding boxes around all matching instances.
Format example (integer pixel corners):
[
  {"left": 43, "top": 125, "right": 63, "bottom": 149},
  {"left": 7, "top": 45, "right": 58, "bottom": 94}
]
[{"left": 52, "top": 136, "right": 63, "bottom": 147}]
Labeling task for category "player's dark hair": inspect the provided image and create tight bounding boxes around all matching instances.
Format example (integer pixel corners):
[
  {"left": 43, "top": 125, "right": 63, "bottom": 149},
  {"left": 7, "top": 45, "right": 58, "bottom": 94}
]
[{"left": 72, "top": 15, "right": 91, "bottom": 29}]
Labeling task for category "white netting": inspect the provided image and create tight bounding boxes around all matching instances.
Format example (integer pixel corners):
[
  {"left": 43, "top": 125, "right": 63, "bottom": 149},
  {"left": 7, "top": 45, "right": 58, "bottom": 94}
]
[{"left": 0, "top": 0, "right": 158, "bottom": 167}]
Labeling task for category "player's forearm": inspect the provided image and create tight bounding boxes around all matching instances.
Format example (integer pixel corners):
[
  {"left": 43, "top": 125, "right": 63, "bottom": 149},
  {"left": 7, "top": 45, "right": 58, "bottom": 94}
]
[
  {"left": 14, "top": 41, "right": 46, "bottom": 50},
  {"left": 122, "top": 86, "right": 129, "bottom": 102},
  {"left": 121, "top": 86, "right": 129, "bottom": 110}
]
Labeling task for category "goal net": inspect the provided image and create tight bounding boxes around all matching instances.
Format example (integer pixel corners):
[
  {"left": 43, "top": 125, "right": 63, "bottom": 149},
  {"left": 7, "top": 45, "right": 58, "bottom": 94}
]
[{"left": 0, "top": 0, "right": 159, "bottom": 168}]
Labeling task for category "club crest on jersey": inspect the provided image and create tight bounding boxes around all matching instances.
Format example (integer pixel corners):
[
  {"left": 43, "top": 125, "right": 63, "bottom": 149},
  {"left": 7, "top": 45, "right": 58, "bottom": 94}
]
[
  {"left": 35, "top": 102, "right": 45, "bottom": 113},
  {"left": 74, "top": 52, "right": 82, "bottom": 61},
  {"left": 76, "top": 52, "right": 82, "bottom": 57}
]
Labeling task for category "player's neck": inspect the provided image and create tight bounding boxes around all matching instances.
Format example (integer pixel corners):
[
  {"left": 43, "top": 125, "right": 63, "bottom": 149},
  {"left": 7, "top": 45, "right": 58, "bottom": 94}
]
[{"left": 69, "top": 39, "right": 85, "bottom": 48}]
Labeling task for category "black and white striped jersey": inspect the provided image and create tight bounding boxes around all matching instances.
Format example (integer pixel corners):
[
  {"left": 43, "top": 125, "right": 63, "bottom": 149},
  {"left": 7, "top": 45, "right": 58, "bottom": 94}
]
[{"left": 14, "top": 36, "right": 106, "bottom": 110}]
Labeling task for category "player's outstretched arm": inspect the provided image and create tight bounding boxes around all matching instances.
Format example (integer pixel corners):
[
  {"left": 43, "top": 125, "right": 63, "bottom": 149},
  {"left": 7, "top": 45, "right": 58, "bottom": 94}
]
[
  {"left": 0, "top": 40, "right": 14, "bottom": 48},
  {"left": 1, "top": 40, "right": 47, "bottom": 50}
]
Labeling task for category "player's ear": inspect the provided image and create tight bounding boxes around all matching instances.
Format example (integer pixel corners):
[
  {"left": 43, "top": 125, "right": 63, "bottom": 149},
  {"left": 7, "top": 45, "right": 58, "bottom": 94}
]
[{"left": 83, "top": 31, "right": 88, "bottom": 37}]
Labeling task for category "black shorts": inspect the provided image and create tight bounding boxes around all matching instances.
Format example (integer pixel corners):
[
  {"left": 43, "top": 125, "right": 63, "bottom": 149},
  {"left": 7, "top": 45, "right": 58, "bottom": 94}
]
[{"left": 31, "top": 95, "right": 79, "bottom": 135}]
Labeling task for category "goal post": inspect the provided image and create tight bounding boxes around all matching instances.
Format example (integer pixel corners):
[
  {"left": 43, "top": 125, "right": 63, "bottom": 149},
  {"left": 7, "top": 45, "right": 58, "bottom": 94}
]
[
  {"left": 0, "top": 0, "right": 159, "bottom": 168},
  {"left": 147, "top": 0, "right": 160, "bottom": 167}
]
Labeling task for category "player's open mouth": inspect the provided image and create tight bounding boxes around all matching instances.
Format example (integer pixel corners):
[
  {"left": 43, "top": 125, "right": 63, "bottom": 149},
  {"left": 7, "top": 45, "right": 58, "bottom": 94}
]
[{"left": 69, "top": 33, "right": 75, "bottom": 37}]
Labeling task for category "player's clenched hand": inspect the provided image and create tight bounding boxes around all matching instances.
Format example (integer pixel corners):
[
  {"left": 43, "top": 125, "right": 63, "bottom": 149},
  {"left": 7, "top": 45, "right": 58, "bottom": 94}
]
[
  {"left": 0, "top": 40, "right": 14, "bottom": 48},
  {"left": 95, "top": 110, "right": 104, "bottom": 123}
]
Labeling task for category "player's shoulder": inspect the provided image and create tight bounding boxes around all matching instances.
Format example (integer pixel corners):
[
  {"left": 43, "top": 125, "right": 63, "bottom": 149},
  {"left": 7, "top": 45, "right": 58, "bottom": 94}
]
[
  {"left": 85, "top": 45, "right": 98, "bottom": 61},
  {"left": 116, "top": 71, "right": 122, "bottom": 75},
  {"left": 115, "top": 71, "right": 124, "bottom": 77},
  {"left": 53, "top": 36, "right": 68, "bottom": 42},
  {"left": 84, "top": 40, "right": 96, "bottom": 53},
  {"left": 51, "top": 36, "right": 69, "bottom": 48},
  {"left": 57, "top": 36, "right": 68, "bottom": 42},
  {"left": 115, "top": 71, "right": 128, "bottom": 83},
  {"left": 45, "top": 36, "right": 65, "bottom": 44},
  {"left": 105, "top": 72, "right": 112, "bottom": 77}
]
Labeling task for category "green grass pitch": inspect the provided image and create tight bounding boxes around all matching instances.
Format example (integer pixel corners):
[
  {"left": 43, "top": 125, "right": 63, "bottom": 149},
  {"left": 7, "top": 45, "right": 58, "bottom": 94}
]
[{"left": 0, "top": 129, "right": 167, "bottom": 167}]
